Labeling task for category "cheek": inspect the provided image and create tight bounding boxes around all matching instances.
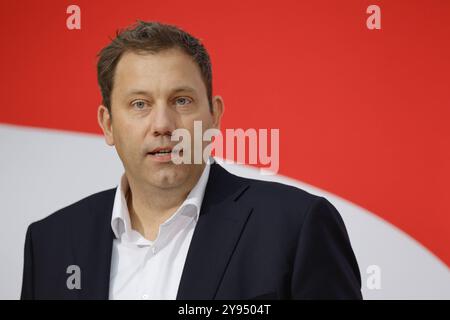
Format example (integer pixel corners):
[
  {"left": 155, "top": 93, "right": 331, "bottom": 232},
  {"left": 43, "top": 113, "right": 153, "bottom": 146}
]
[{"left": 112, "top": 122, "right": 142, "bottom": 158}]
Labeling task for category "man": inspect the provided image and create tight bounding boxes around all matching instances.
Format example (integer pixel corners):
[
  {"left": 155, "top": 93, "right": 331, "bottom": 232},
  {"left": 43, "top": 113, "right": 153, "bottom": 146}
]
[{"left": 21, "top": 21, "right": 362, "bottom": 300}]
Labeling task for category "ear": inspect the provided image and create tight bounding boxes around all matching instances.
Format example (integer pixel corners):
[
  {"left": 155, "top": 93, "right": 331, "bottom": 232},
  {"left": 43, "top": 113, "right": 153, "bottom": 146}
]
[
  {"left": 211, "top": 95, "right": 224, "bottom": 129},
  {"left": 97, "top": 105, "right": 114, "bottom": 146}
]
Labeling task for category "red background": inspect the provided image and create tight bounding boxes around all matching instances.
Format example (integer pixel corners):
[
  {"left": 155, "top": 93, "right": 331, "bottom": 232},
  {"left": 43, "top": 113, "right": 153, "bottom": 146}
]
[{"left": 1, "top": 0, "right": 449, "bottom": 265}]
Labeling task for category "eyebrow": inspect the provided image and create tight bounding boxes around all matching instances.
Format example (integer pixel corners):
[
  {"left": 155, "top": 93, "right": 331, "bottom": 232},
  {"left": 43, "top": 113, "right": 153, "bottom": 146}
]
[
  {"left": 125, "top": 86, "right": 197, "bottom": 97},
  {"left": 171, "top": 86, "right": 197, "bottom": 94}
]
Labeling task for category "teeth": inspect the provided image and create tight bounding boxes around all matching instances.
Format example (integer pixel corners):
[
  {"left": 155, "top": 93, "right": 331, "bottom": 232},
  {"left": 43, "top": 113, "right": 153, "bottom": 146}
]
[{"left": 149, "top": 149, "right": 182, "bottom": 156}]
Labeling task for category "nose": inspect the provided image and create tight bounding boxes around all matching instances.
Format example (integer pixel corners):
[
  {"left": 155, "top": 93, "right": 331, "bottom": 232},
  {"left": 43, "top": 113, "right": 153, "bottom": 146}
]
[{"left": 150, "top": 103, "right": 176, "bottom": 137}]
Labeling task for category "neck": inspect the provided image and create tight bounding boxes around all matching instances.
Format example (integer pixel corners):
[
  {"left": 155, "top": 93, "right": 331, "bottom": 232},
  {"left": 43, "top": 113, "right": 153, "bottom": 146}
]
[{"left": 125, "top": 164, "right": 205, "bottom": 240}]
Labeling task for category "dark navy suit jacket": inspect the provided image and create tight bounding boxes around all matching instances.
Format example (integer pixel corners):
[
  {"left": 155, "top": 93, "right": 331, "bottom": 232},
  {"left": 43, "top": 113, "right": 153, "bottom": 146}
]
[{"left": 21, "top": 163, "right": 362, "bottom": 299}]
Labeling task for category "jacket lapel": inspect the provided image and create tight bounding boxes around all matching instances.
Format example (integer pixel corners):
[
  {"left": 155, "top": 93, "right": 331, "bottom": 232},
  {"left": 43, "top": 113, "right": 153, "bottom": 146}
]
[
  {"left": 71, "top": 188, "right": 116, "bottom": 299},
  {"left": 177, "top": 163, "right": 253, "bottom": 299}
]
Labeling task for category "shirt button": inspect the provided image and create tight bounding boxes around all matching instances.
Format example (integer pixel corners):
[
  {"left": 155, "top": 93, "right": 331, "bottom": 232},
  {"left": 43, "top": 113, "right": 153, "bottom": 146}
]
[
  {"left": 151, "top": 246, "right": 156, "bottom": 254},
  {"left": 142, "top": 294, "right": 149, "bottom": 300}
]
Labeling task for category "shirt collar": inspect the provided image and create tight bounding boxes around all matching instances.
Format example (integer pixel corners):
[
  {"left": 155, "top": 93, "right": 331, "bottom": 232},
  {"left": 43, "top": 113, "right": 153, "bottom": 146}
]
[{"left": 111, "top": 160, "right": 211, "bottom": 240}]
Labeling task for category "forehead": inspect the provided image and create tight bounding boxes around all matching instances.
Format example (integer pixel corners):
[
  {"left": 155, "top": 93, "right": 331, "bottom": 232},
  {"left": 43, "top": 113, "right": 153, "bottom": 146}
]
[{"left": 113, "top": 48, "right": 205, "bottom": 95}]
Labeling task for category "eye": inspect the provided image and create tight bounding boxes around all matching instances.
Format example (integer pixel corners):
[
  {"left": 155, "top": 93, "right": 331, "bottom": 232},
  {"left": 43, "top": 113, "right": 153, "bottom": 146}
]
[
  {"left": 174, "top": 97, "right": 192, "bottom": 107},
  {"left": 131, "top": 100, "right": 147, "bottom": 109}
]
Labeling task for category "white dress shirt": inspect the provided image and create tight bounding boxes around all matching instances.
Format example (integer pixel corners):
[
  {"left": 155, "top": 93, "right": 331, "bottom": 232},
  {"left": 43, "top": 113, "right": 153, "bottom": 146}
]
[{"left": 108, "top": 163, "right": 211, "bottom": 300}]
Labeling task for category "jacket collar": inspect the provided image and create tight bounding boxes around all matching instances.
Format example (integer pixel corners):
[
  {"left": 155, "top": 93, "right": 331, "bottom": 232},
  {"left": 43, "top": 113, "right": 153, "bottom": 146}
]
[{"left": 176, "top": 163, "right": 252, "bottom": 299}]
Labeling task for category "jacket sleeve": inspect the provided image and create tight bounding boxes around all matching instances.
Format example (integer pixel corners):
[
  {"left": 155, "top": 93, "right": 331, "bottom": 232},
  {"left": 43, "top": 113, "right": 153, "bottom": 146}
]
[
  {"left": 291, "top": 196, "right": 363, "bottom": 299},
  {"left": 21, "top": 224, "right": 35, "bottom": 300}
]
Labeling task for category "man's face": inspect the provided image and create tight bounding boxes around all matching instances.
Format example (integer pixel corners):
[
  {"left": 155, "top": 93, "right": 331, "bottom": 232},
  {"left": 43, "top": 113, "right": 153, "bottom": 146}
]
[{"left": 98, "top": 48, "right": 223, "bottom": 190}]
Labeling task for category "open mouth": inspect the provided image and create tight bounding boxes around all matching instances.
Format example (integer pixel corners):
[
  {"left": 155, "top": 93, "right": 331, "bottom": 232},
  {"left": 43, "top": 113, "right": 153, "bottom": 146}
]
[
  {"left": 148, "top": 149, "right": 173, "bottom": 156},
  {"left": 148, "top": 147, "right": 174, "bottom": 155},
  {"left": 147, "top": 147, "right": 183, "bottom": 161}
]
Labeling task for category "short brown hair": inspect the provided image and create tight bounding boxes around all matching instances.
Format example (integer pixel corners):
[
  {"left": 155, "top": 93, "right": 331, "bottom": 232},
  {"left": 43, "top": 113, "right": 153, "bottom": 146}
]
[{"left": 96, "top": 21, "right": 213, "bottom": 114}]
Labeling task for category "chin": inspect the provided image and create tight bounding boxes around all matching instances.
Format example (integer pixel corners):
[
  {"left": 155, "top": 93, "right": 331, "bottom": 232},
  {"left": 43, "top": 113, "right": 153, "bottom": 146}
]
[{"left": 150, "top": 165, "right": 189, "bottom": 189}]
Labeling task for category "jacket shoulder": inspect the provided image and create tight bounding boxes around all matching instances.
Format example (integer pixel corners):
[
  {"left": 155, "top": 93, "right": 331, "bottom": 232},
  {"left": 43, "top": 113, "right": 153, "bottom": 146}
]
[
  {"left": 223, "top": 169, "right": 336, "bottom": 226},
  {"left": 249, "top": 178, "right": 317, "bottom": 201},
  {"left": 227, "top": 170, "right": 321, "bottom": 208}
]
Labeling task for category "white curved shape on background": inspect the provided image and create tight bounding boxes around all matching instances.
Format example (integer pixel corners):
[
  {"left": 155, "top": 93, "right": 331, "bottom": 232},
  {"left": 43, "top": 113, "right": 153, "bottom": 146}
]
[{"left": 0, "top": 123, "right": 449, "bottom": 299}]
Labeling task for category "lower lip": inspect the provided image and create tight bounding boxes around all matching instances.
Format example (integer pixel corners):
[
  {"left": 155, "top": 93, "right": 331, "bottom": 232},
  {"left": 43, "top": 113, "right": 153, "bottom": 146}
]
[
  {"left": 147, "top": 151, "right": 183, "bottom": 163},
  {"left": 147, "top": 152, "right": 173, "bottom": 163}
]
